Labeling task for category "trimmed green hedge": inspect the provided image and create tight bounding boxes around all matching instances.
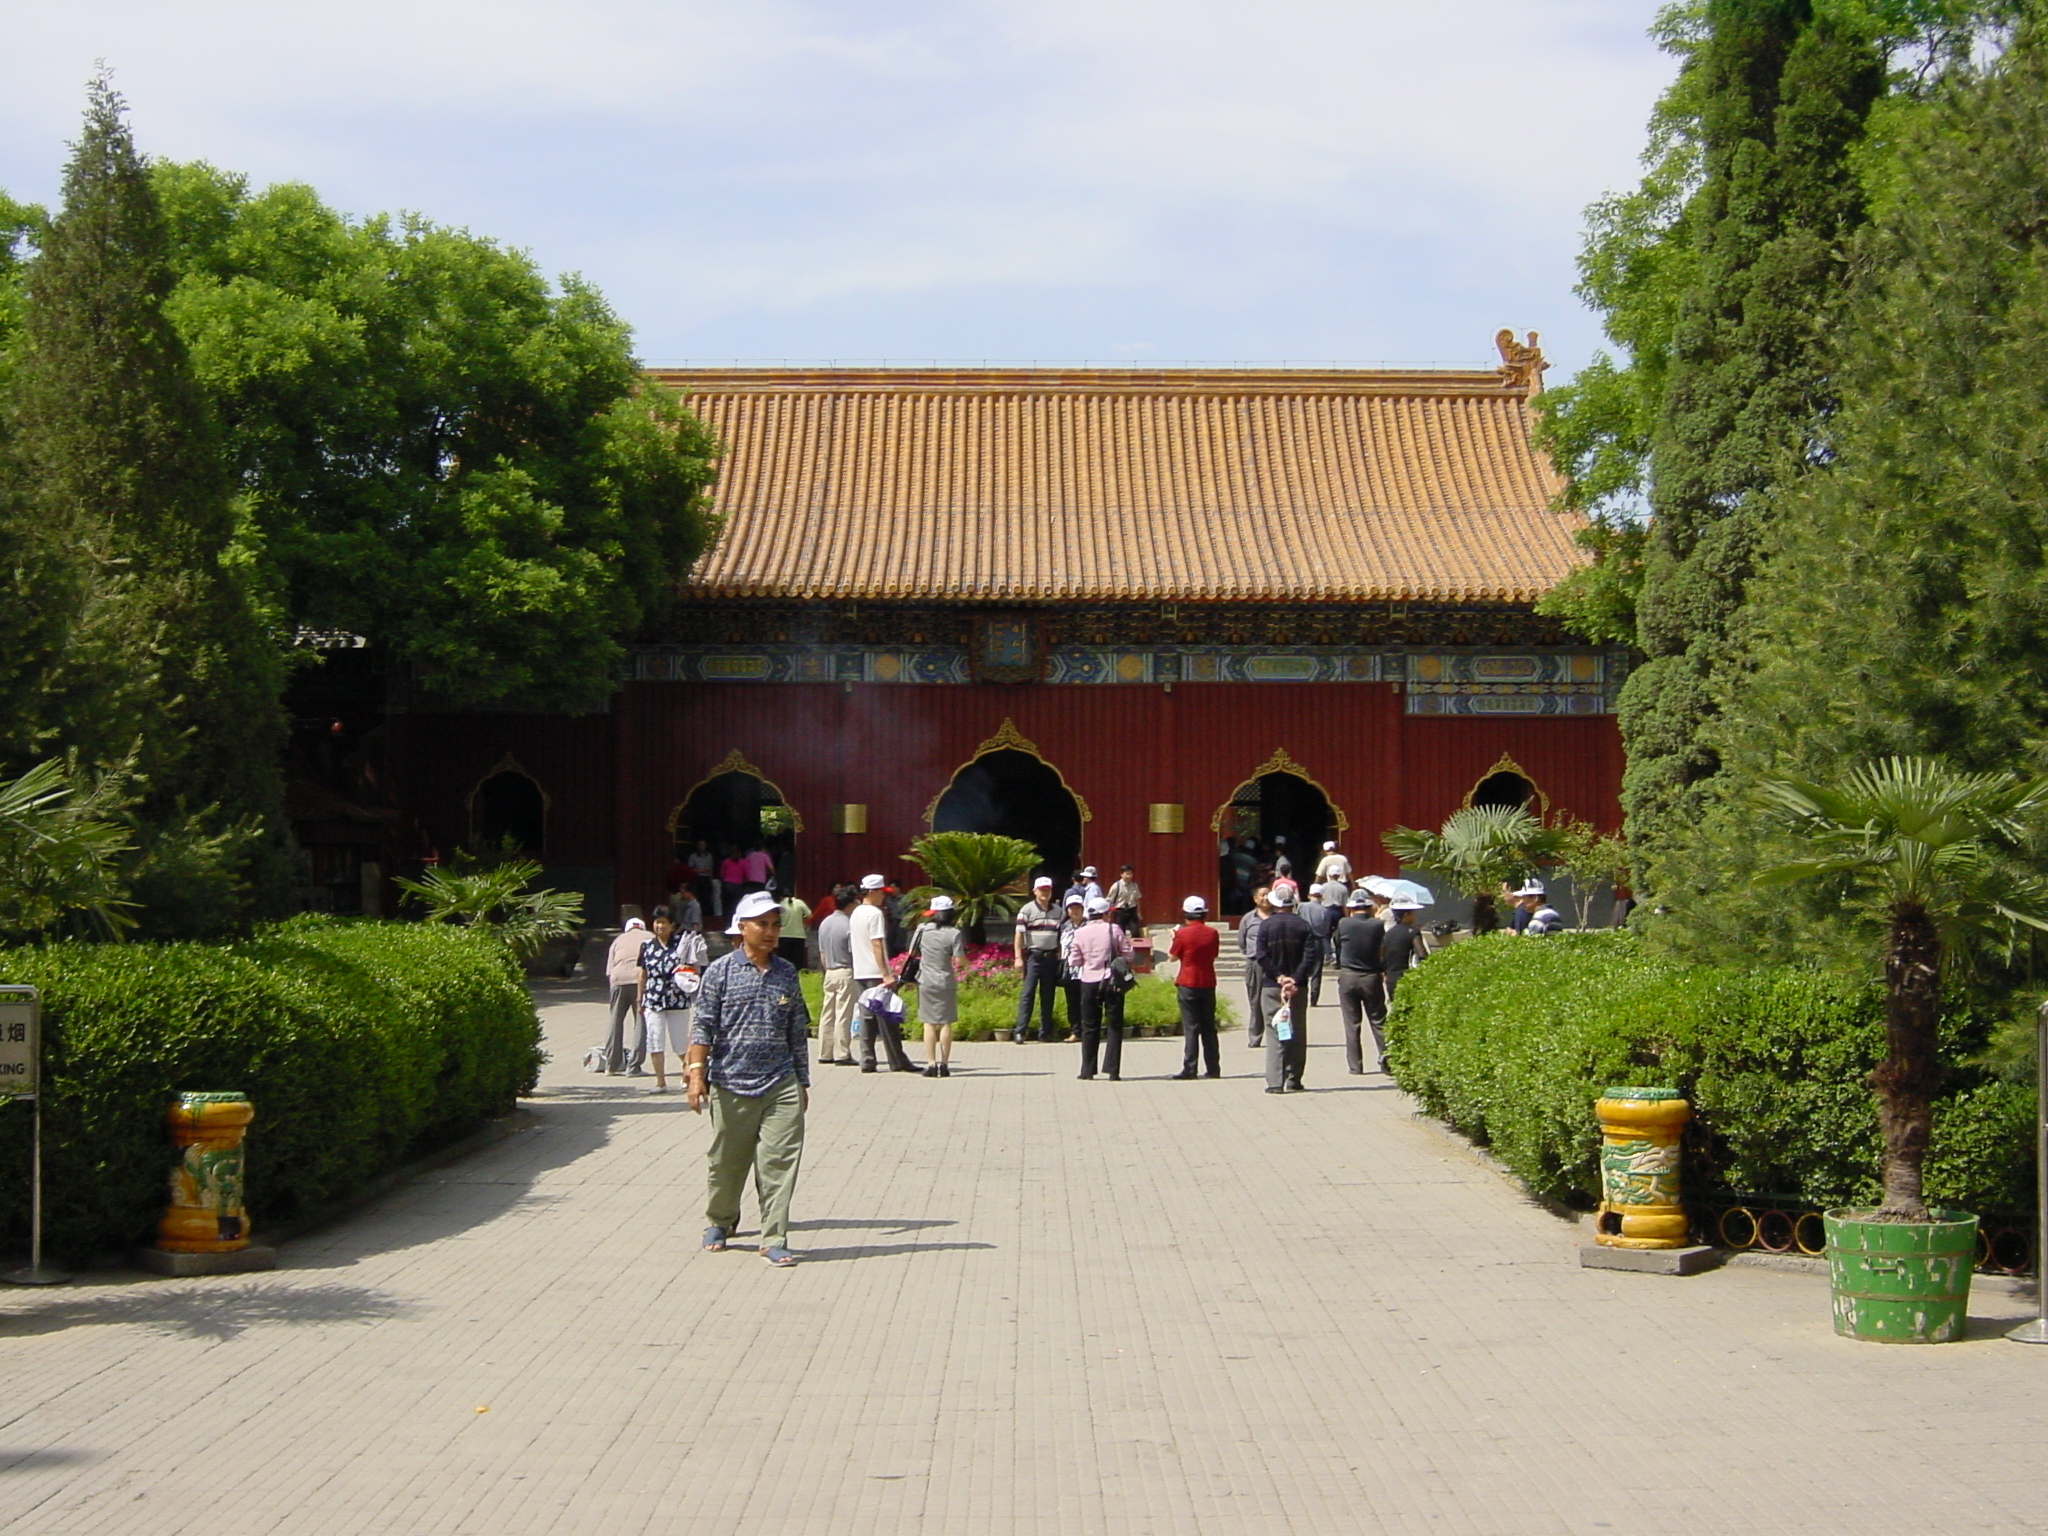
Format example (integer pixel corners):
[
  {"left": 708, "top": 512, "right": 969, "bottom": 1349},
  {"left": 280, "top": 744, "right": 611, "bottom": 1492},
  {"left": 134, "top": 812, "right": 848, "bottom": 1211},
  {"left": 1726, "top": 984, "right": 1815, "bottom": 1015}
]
[
  {"left": 1388, "top": 933, "right": 2035, "bottom": 1217},
  {"left": 0, "top": 917, "right": 543, "bottom": 1262}
]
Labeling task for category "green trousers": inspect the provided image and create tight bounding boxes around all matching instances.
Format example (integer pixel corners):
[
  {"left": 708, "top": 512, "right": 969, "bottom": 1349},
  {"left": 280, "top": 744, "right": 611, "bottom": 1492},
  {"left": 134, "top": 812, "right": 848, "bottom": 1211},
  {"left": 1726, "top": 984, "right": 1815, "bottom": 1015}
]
[{"left": 706, "top": 1074, "right": 806, "bottom": 1249}]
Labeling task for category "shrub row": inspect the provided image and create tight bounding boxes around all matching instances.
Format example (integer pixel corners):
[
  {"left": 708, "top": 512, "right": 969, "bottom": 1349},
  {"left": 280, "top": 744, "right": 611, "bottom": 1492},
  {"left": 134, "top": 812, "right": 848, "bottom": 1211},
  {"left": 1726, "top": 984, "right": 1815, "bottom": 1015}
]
[
  {"left": 1387, "top": 932, "right": 2035, "bottom": 1217},
  {"left": 0, "top": 916, "right": 543, "bottom": 1262}
]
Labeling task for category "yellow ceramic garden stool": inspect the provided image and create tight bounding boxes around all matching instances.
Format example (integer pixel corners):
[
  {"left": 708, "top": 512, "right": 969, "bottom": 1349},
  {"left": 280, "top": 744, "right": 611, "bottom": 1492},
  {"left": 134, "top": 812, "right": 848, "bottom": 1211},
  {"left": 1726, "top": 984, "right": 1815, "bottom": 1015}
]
[
  {"left": 156, "top": 1092, "right": 255, "bottom": 1254},
  {"left": 1593, "top": 1086, "right": 1691, "bottom": 1250}
]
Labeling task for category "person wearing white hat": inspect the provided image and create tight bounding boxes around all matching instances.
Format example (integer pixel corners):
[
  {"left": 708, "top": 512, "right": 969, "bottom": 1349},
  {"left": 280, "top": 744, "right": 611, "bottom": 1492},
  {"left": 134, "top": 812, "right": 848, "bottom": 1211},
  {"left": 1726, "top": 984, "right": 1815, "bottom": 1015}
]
[
  {"left": 1167, "top": 895, "right": 1221, "bottom": 1078},
  {"left": 851, "top": 875, "right": 916, "bottom": 1073},
  {"left": 1381, "top": 898, "right": 1430, "bottom": 1003},
  {"left": 1332, "top": 889, "right": 1388, "bottom": 1074},
  {"left": 686, "top": 890, "right": 811, "bottom": 1266},
  {"left": 1068, "top": 894, "right": 1135, "bottom": 1079},
  {"left": 912, "top": 894, "right": 968, "bottom": 1076},
  {"left": 1012, "top": 875, "right": 1065, "bottom": 1042},
  {"left": 1255, "top": 884, "right": 1318, "bottom": 1093},
  {"left": 850, "top": 874, "right": 890, "bottom": 987},
  {"left": 1064, "top": 865, "right": 1103, "bottom": 911},
  {"left": 1517, "top": 882, "right": 1563, "bottom": 937},
  {"left": 1314, "top": 841, "right": 1351, "bottom": 886},
  {"left": 1505, "top": 879, "right": 1545, "bottom": 935},
  {"left": 596, "top": 916, "right": 650, "bottom": 1075}
]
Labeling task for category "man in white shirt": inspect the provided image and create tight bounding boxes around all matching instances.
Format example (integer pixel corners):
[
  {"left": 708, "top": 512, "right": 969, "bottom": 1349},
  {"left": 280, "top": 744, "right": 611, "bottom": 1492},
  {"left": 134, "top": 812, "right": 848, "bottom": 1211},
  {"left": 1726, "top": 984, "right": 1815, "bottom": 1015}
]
[
  {"left": 850, "top": 874, "right": 914, "bottom": 1071},
  {"left": 1314, "top": 842, "right": 1351, "bottom": 886}
]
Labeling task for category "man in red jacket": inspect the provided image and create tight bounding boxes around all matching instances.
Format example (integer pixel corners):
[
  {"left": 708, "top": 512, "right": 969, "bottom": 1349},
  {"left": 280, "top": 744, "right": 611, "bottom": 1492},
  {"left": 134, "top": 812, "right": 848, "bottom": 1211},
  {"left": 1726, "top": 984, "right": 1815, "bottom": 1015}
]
[{"left": 1168, "top": 895, "right": 1222, "bottom": 1080}]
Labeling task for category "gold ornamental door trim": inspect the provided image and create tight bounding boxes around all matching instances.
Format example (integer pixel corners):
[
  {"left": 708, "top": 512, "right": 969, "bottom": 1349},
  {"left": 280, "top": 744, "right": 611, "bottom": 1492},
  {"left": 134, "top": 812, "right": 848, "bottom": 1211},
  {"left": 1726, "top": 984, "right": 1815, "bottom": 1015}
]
[
  {"left": 1208, "top": 747, "right": 1350, "bottom": 835},
  {"left": 922, "top": 717, "right": 1094, "bottom": 826},
  {"left": 666, "top": 748, "right": 805, "bottom": 836}
]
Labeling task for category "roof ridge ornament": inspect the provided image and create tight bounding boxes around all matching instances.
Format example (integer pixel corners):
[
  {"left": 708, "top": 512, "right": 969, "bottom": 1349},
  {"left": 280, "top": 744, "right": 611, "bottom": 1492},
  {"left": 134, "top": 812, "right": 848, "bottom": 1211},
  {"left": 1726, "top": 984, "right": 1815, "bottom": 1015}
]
[{"left": 1494, "top": 329, "right": 1548, "bottom": 394}]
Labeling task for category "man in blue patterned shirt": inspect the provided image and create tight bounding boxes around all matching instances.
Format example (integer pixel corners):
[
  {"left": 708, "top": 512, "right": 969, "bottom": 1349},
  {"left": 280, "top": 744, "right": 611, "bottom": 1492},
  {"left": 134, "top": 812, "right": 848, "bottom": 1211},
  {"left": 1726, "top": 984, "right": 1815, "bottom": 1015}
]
[{"left": 686, "top": 890, "right": 811, "bottom": 1267}]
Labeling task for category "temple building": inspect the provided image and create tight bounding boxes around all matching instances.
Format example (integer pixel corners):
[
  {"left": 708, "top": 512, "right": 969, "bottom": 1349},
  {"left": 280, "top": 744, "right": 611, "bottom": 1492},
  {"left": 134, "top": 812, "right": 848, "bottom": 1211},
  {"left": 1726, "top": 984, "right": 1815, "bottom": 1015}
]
[{"left": 384, "top": 334, "right": 1626, "bottom": 920}]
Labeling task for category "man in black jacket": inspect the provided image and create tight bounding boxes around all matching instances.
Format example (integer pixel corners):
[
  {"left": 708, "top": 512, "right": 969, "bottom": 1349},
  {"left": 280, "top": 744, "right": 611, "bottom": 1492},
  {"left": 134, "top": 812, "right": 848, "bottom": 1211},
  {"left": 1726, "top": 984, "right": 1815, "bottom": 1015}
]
[
  {"left": 1331, "top": 889, "right": 1387, "bottom": 1074},
  {"left": 1255, "top": 885, "right": 1319, "bottom": 1093}
]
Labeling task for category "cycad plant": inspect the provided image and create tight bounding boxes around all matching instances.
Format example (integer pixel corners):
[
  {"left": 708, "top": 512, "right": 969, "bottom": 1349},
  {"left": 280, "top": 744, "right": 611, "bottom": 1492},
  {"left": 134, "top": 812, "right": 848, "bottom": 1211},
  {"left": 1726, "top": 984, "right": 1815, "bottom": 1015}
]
[
  {"left": 1756, "top": 757, "right": 2048, "bottom": 1221},
  {"left": 397, "top": 855, "right": 584, "bottom": 962},
  {"left": 1382, "top": 806, "right": 1564, "bottom": 933},
  {"left": 0, "top": 757, "right": 136, "bottom": 940},
  {"left": 901, "top": 831, "right": 1038, "bottom": 945}
]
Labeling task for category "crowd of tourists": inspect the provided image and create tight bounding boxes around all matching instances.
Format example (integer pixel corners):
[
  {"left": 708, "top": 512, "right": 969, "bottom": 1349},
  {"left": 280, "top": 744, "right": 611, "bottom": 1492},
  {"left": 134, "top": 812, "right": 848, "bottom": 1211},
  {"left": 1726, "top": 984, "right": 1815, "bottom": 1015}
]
[{"left": 583, "top": 841, "right": 1568, "bottom": 1268}]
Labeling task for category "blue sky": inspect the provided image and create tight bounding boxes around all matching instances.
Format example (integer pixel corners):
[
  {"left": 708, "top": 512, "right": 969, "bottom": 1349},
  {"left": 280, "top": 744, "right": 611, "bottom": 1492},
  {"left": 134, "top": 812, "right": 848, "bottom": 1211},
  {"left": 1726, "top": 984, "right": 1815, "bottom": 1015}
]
[{"left": 2, "top": 2, "right": 1674, "bottom": 377}]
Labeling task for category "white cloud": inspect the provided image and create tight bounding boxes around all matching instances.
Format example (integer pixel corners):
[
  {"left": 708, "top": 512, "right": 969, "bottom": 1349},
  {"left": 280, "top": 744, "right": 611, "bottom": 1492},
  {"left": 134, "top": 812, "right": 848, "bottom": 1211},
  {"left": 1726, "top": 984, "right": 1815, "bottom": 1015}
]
[{"left": 0, "top": 1, "right": 1676, "bottom": 369}]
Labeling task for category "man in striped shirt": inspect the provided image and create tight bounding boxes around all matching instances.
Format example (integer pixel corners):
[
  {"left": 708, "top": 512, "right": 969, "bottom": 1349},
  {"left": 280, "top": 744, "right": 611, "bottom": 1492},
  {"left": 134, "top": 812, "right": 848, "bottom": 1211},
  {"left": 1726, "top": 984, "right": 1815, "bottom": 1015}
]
[{"left": 687, "top": 891, "right": 812, "bottom": 1267}]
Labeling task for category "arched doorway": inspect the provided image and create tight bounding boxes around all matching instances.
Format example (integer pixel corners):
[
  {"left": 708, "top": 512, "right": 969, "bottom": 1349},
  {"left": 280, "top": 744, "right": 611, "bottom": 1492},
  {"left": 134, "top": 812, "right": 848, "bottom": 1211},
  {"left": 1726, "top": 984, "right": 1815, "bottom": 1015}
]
[
  {"left": 470, "top": 760, "right": 546, "bottom": 854},
  {"left": 928, "top": 721, "right": 1088, "bottom": 887},
  {"left": 669, "top": 752, "right": 802, "bottom": 907},
  {"left": 1212, "top": 749, "right": 1346, "bottom": 916},
  {"left": 1464, "top": 753, "right": 1549, "bottom": 816}
]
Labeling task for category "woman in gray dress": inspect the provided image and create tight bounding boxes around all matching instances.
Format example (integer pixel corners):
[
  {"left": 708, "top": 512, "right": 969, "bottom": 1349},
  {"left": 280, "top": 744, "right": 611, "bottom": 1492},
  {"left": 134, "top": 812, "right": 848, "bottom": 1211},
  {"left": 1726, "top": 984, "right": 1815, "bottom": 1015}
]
[{"left": 915, "top": 895, "right": 968, "bottom": 1077}]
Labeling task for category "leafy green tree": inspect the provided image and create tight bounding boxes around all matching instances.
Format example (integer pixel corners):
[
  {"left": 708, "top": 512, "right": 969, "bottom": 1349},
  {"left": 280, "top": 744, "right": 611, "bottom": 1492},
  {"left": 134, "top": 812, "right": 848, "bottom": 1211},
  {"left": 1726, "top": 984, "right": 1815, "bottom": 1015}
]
[
  {"left": 900, "top": 832, "right": 1038, "bottom": 946},
  {"left": 1382, "top": 807, "right": 1564, "bottom": 934},
  {"left": 1536, "top": 3, "right": 1999, "bottom": 649},
  {"left": 1658, "top": 22, "right": 2048, "bottom": 967},
  {"left": 1550, "top": 820, "right": 1636, "bottom": 929},
  {"left": 1615, "top": 1, "right": 1887, "bottom": 887},
  {"left": 148, "top": 162, "right": 721, "bottom": 710},
  {"left": 396, "top": 856, "right": 584, "bottom": 962},
  {"left": 4, "top": 77, "right": 286, "bottom": 933},
  {"left": 1755, "top": 757, "right": 2048, "bottom": 1220},
  {"left": 0, "top": 757, "right": 137, "bottom": 941}
]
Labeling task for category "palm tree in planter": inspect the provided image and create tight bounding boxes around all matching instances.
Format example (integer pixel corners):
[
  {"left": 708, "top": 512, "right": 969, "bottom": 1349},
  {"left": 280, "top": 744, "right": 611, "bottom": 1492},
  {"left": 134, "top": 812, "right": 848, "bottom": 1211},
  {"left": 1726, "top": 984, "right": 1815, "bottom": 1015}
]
[
  {"left": 1382, "top": 805, "right": 1563, "bottom": 934},
  {"left": 1755, "top": 756, "right": 2048, "bottom": 1342},
  {"left": 900, "top": 831, "right": 1039, "bottom": 946}
]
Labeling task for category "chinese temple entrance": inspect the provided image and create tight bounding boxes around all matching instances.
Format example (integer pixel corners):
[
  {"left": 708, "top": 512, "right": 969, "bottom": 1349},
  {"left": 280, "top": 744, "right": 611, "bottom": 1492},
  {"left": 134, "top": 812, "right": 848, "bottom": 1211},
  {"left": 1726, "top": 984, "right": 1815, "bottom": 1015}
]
[
  {"left": 932, "top": 748, "right": 1083, "bottom": 887},
  {"left": 1215, "top": 770, "right": 1341, "bottom": 915}
]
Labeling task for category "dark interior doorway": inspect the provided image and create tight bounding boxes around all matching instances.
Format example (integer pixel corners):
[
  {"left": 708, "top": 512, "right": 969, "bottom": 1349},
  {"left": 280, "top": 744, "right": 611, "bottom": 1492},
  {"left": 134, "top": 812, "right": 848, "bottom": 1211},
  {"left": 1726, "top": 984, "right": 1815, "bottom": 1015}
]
[
  {"left": 672, "top": 771, "right": 797, "bottom": 893},
  {"left": 1215, "top": 772, "right": 1338, "bottom": 915},
  {"left": 473, "top": 770, "right": 545, "bottom": 854},
  {"left": 932, "top": 749, "right": 1082, "bottom": 886},
  {"left": 1471, "top": 771, "right": 1537, "bottom": 811}
]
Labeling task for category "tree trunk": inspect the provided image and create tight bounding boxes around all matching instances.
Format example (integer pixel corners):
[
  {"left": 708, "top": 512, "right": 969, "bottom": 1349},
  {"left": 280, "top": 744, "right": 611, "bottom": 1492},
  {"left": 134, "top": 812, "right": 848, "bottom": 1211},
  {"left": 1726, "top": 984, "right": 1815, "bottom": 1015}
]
[
  {"left": 1872, "top": 900, "right": 1942, "bottom": 1221},
  {"left": 1470, "top": 893, "right": 1500, "bottom": 934}
]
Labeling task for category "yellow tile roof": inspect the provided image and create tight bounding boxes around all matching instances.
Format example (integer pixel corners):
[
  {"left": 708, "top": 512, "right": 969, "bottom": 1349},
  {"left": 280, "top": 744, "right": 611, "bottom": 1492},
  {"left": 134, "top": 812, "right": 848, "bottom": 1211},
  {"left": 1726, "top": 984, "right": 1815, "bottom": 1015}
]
[{"left": 649, "top": 365, "right": 1581, "bottom": 605}]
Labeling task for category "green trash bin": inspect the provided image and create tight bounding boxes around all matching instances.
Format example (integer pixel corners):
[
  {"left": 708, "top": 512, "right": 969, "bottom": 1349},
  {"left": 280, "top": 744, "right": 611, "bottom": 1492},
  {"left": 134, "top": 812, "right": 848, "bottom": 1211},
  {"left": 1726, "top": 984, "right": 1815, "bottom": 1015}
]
[{"left": 1824, "top": 1209, "right": 1977, "bottom": 1344}]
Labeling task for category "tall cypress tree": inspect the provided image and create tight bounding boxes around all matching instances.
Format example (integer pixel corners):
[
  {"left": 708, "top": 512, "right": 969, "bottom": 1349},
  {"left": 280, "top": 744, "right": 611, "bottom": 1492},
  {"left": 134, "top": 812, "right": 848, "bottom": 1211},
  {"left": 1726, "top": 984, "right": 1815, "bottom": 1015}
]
[
  {"left": 1728, "top": 26, "right": 2048, "bottom": 789},
  {"left": 7, "top": 76, "right": 283, "bottom": 926},
  {"left": 1617, "top": 0, "right": 1883, "bottom": 884}
]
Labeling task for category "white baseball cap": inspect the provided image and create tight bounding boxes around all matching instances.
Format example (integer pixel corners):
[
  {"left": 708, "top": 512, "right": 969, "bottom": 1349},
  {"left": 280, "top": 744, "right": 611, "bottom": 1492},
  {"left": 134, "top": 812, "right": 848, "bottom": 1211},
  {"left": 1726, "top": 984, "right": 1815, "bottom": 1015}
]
[
  {"left": 1033, "top": 875, "right": 1053, "bottom": 888},
  {"left": 623, "top": 917, "right": 647, "bottom": 930},
  {"left": 1269, "top": 885, "right": 1297, "bottom": 907},
  {"left": 1346, "top": 890, "right": 1373, "bottom": 907},
  {"left": 726, "top": 890, "right": 781, "bottom": 933},
  {"left": 1323, "top": 840, "right": 1337, "bottom": 851},
  {"left": 859, "top": 873, "right": 886, "bottom": 890},
  {"left": 1182, "top": 895, "right": 1208, "bottom": 915},
  {"left": 1081, "top": 866, "right": 1097, "bottom": 878},
  {"left": 1085, "top": 895, "right": 1111, "bottom": 916},
  {"left": 1514, "top": 881, "right": 1547, "bottom": 898},
  {"left": 927, "top": 894, "right": 956, "bottom": 913}
]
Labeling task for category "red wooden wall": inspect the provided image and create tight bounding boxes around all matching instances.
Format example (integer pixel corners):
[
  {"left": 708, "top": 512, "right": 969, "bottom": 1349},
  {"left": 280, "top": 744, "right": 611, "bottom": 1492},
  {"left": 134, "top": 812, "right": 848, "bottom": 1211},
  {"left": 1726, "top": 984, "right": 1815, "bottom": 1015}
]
[{"left": 394, "top": 682, "right": 1622, "bottom": 918}]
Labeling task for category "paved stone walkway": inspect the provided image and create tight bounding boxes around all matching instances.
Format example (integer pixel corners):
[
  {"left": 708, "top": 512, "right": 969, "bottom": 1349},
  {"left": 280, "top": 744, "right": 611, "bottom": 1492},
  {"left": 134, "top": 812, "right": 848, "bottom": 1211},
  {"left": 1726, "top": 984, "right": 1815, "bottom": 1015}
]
[{"left": 0, "top": 973, "right": 2043, "bottom": 1535}]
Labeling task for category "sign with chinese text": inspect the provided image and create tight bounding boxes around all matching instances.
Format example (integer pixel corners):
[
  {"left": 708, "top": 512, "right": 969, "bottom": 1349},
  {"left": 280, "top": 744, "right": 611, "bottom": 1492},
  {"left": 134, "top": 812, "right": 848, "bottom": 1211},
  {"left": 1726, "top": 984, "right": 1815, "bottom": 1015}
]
[{"left": 0, "top": 987, "right": 38, "bottom": 1099}]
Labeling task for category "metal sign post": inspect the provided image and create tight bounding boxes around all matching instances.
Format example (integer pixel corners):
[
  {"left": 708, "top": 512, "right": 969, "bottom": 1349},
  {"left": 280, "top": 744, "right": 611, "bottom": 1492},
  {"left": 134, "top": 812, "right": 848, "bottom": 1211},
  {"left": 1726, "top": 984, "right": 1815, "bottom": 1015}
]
[
  {"left": 2010, "top": 999, "right": 2048, "bottom": 1344},
  {"left": 0, "top": 986, "right": 67, "bottom": 1286}
]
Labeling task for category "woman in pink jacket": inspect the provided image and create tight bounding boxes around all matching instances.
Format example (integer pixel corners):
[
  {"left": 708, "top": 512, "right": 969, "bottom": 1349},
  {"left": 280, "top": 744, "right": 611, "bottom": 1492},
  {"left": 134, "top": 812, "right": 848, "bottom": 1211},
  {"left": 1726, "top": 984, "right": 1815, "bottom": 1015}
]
[{"left": 1068, "top": 897, "right": 1135, "bottom": 1081}]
